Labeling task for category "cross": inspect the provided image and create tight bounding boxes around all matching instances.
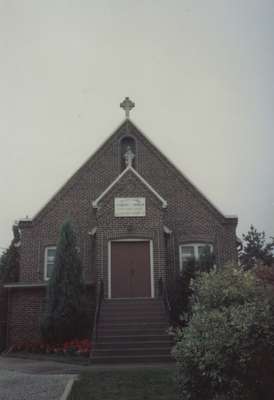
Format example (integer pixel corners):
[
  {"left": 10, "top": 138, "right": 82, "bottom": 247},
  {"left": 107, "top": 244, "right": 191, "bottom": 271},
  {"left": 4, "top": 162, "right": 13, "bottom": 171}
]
[
  {"left": 124, "top": 146, "right": 135, "bottom": 167},
  {"left": 120, "top": 97, "right": 135, "bottom": 118}
]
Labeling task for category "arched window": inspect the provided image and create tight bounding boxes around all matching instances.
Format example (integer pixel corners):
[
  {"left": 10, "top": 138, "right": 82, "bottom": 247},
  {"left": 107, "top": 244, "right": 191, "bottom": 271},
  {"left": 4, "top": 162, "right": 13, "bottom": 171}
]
[{"left": 120, "top": 136, "right": 136, "bottom": 171}]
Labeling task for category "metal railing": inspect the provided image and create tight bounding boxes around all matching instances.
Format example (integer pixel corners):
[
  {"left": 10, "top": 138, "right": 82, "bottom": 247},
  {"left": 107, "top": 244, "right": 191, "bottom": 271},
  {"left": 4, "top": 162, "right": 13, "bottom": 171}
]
[
  {"left": 0, "top": 321, "right": 7, "bottom": 353},
  {"left": 91, "top": 279, "right": 104, "bottom": 354},
  {"left": 158, "top": 277, "right": 172, "bottom": 323}
]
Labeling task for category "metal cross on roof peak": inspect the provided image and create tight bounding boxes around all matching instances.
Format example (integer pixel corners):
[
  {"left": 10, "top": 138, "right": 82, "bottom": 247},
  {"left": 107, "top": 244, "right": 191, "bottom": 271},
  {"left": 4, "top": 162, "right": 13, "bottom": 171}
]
[{"left": 120, "top": 97, "right": 135, "bottom": 118}]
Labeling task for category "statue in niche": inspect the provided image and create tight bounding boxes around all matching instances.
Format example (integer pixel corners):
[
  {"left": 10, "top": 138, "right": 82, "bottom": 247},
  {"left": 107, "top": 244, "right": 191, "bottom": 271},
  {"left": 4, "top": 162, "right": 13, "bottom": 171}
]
[{"left": 124, "top": 146, "right": 135, "bottom": 167}]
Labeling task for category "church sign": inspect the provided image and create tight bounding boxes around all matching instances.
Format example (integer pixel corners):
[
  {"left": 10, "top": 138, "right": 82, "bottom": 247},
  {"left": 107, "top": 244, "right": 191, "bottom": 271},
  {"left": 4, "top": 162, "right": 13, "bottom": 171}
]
[{"left": 114, "top": 197, "right": 146, "bottom": 217}]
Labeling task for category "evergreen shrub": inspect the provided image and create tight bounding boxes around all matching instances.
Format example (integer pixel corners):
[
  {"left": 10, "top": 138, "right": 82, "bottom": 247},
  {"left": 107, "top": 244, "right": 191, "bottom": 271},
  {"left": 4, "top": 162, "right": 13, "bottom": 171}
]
[
  {"left": 174, "top": 266, "right": 274, "bottom": 400},
  {"left": 40, "top": 220, "right": 90, "bottom": 343}
]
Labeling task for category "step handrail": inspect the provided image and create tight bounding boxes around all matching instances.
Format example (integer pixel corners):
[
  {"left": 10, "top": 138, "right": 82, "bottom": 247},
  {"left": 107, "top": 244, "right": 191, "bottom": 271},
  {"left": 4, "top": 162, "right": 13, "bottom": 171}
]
[
  {"left": 158, "top": 277, "right": 171, "bottom": 323},
  {"left": 91, "top": 279, "right": 104, "bottom": 349}
]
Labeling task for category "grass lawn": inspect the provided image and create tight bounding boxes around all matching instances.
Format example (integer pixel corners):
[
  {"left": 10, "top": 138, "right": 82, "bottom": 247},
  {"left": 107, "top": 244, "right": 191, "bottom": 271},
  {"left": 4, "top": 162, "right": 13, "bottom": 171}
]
[{"left": 68, "top": 367, "right": 178, "bottom": 400}]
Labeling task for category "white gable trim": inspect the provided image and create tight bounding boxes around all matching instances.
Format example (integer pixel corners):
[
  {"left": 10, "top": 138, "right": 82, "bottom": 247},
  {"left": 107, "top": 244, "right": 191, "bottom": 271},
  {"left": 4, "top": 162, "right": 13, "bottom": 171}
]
[
  {"left": 92, "top": 167, "right": 129, "bottom": 207},
  {"left": 92, "top": 166, "right": 167, "bottom": 209}
]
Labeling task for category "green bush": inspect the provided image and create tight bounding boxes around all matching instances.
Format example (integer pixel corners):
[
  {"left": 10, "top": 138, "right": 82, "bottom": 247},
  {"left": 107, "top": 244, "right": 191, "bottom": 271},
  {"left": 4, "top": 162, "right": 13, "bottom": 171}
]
[
  {"left": 40, "top": 220, "right": 90, "bottom": 343},
  {"left": 173, "top": 266, "right": 274, "bottom": 400},
  {"left": 190, "top": 266, "right": 259, "bottom": 310}
]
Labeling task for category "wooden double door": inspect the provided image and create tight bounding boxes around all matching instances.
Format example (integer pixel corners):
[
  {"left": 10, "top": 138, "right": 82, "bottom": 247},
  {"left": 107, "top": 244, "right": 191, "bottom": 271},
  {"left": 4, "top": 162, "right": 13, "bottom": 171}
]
[{"left": 110, "top": 241, "right": 152, "bottom": 298}]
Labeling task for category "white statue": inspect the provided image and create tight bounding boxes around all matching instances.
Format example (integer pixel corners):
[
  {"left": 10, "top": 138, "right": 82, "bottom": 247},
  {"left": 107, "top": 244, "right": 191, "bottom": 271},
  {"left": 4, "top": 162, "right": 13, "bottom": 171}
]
[{"left": 124, "top": 146, "right": 135, "bottom": 167}]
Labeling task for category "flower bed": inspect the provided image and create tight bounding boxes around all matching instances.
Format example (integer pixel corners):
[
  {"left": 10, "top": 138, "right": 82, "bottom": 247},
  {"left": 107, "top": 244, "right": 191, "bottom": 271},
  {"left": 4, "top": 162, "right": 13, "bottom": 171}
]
[{"left": 11, "top": 339, "right": 92, "bottom": 357}]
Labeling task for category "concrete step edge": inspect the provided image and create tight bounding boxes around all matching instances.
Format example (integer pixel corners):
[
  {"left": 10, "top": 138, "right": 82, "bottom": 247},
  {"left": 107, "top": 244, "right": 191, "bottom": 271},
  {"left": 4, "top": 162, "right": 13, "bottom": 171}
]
[
  {"left": 90, "top": 355, "right": 174, "bottom": 363},
  {"left": 96, "top": 334, "right": 172, "bottom": 341}
]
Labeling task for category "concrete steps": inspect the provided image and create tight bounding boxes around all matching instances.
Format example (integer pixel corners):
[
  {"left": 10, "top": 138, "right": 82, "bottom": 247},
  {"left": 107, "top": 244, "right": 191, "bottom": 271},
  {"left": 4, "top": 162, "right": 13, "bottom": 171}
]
[
  {"left": 90, "top": 298, "right": 174, "bottom": 364},
  {"left": 90, "top": 354, "right": 173, "bottom": 364},
  {"left": 97, "top": 334, "right": 172, "bottom": 343},
  {"left": 95, "top": 340, "right": 171, "bottom": 349}
]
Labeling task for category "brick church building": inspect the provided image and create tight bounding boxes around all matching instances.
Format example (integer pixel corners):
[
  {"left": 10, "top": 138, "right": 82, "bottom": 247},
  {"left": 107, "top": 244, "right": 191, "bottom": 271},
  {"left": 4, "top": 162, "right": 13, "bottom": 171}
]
[{"left": 3, "top": 98, "right": 238, "bottom": 357}]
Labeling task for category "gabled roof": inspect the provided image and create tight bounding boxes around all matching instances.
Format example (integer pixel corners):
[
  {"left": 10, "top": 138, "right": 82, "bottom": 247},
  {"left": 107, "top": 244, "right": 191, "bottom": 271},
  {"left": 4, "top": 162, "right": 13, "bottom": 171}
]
[
  {"left": 92, "top": 165, "right": 168, "bottom": 209},
  {"left": 20, "top": 118, "right": 237, "bottom": 225}
]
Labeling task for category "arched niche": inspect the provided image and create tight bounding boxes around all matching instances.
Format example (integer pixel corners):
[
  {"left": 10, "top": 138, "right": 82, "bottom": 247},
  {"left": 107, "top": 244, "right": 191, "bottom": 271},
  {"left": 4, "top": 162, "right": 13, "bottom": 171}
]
[{"left": 120, "top": 136, "right": 136, "bottom": 171}]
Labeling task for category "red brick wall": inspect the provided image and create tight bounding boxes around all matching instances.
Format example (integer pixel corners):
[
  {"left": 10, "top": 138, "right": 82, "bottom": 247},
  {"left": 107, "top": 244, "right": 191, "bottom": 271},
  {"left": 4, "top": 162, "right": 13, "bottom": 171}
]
[
  {"left": 95, "top": 169, "right": 166, "bottom": 296},
  {"left": 12, "top": 119, "right": 238, "bottom": 344},
  {"left": 7, "top": 286, "right": 96, "bottom": 346},
  {"left": 7, "top": 288, "right": 45, "bottom": 345},
  {"left": 18, "top": 120, "right": 237, "bottom": 285}
]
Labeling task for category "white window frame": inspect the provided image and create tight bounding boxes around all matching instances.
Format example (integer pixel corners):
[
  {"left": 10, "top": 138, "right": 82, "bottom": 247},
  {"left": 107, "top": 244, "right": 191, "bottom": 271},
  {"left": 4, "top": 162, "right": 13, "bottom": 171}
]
[
  {"left": 179, "top": 243, "right": 213, "bottom": 272},
  {"left": 44, "top": 246, "right": 56, "bottom": 281}
]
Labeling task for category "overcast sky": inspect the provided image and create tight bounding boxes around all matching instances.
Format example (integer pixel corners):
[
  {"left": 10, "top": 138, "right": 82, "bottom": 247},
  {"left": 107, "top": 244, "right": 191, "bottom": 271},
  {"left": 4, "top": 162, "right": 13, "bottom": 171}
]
[{"left": 0, "top": 0, "right": 273, "bottom": 250}]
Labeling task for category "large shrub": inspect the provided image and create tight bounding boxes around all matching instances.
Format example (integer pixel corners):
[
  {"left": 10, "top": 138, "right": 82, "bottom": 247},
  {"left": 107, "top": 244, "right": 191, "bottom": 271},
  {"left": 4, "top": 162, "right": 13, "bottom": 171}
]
[
  {"left": 174, "top": 266, "right": 274, "bottom": 400},
  {"left": 40, "top": 220, "right": 90, "bottom": 343}
]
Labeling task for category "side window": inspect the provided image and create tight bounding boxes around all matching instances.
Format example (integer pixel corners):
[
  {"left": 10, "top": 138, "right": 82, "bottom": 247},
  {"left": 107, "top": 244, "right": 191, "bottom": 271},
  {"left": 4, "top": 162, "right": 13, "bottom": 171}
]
[
  {"left": 180, "top": 246, "right": 195, "bottom": 270},
  {"left": 179, "top": 243, "right": 213, "bottom": 271},
  {"left": 44, "top": 246, "right": 81, "bottom": 281},
  {"left": 44, "top": 247, "right": 56, "bottom": 280}
]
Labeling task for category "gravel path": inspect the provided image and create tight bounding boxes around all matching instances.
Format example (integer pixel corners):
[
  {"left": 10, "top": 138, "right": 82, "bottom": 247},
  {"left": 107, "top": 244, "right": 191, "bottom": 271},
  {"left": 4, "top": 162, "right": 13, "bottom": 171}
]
[
  {"left": 0, "top": 357, "right": 78, "bottom": 400},
  {"left": 0, "top": 370, "right": 72, "bottom": 400}
]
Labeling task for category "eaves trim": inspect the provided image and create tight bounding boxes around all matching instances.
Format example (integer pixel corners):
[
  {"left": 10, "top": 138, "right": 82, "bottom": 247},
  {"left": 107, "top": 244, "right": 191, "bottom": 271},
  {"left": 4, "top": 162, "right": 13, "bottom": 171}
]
[{"left": 3, "top": 282, "right": 47, "bottom": 289}]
